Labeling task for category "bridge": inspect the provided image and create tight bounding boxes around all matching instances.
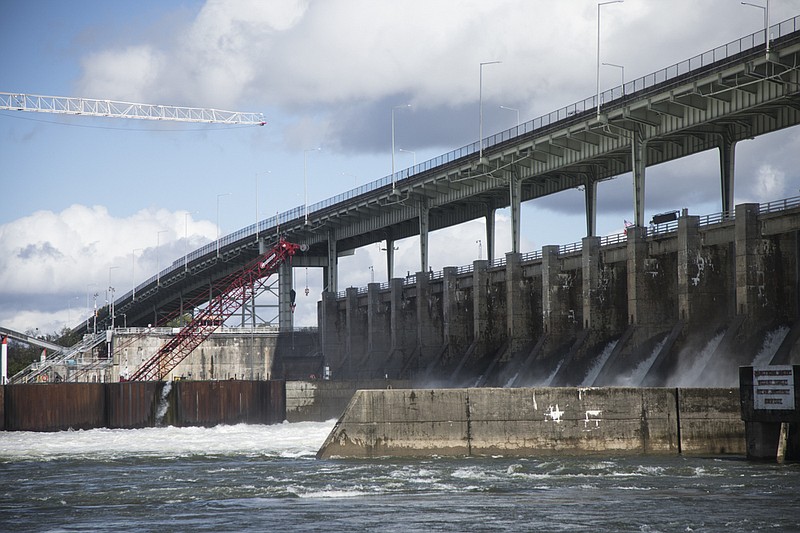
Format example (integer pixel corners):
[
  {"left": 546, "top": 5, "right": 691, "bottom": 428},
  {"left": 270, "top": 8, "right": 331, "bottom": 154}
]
[{"left": 82, "top": 16, "right": 800, "bottom": 338}]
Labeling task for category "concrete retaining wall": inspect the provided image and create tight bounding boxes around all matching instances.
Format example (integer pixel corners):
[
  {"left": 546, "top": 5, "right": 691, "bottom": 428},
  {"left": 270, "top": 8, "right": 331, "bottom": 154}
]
[
  {"left": 286, "top": 379, "right": 409, "bottom": 422},
  {"left": 317, "top": 387, "right": 745, "bottom": 458}
]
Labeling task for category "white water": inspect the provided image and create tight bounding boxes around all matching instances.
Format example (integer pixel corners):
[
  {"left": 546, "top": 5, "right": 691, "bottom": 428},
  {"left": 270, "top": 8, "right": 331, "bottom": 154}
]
[
  {"left": 154, "top": 379, "right": 172, "bottom": 424},
  {"left": 616, "top": 338, "right": 666, "bottom": 387},
  {"left": 672, "top": 332, "right": 725, "bottom": 387},
  {"left": 0, "top": 419, "right": 337, "bottom": 462},
  {"left": 581, "top": 341, "right": 617, "bottom": 386},
  {"left": 750, "top": 326, "right": 790, "bottom": 367}
]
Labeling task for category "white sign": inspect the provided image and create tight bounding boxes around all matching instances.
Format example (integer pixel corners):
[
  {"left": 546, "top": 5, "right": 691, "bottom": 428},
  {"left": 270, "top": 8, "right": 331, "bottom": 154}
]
[{"left": 753, "top": 366, "right": 795, "bottom": 410}]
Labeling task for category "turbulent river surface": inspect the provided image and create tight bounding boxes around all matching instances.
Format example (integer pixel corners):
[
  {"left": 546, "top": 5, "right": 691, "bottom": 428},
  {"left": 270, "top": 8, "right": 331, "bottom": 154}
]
[{"left": 1, "top": 421, "right": 798, "bottom": 532}]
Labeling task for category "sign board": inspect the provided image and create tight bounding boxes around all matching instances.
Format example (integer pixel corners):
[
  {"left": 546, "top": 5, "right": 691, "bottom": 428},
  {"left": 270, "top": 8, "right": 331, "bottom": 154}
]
[{"left": 753, "top": 366, "right": 795, "bottom": 410}]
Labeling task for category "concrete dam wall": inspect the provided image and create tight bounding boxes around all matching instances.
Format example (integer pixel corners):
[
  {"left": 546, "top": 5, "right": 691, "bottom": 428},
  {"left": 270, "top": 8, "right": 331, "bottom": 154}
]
[
  {"left": 320, "top": 201, "right": 800, "bottom": 388},
  {"left": 317, "top": 386, "right": 745, "bottom": 459}
]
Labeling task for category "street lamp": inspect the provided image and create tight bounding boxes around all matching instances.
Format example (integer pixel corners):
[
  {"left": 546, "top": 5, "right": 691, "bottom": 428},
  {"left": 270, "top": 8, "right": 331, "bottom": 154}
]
[
  {"left": 499, "top": 105, "right": 520, "bottom": 127},
  {"left": 216, "top": 193, "right": 231, "bottom": 257},
  {"left": 156, "top": 230, "right": 168, "bottom": 285},
  {"left": 86, "top": 283, "right": 97, "bottom": 333},
  {"left": 391, "top": 104, "right": 411, "bottom": 194},
  {"left": 741, "top": 1, "right": 770, "bottom": 53},
  {"left": 108, "top": 266, "right": 119, "bottom": 329},
  {"left": 596, "top": 1, "right": 624, "bottom": 118},
  {"left": 398, "top": 148, "right": 416, "bottom": 166},
  {"left": 476, "top": 239, "right": 482, "bottom": 260},
  {"left": 602, "top": 62, "right": 625, "bottom": 95},
  {"left": 479, "top": 61, "right": 501, "bottom": 160},
  {"left": 304, "top": 148, "right": 321, "bottom": 225}
]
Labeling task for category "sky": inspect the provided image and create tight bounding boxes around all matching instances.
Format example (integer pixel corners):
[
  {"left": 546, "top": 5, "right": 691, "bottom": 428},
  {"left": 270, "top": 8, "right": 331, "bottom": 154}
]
[{"left": 2, "top": 0, "right": 799, "bottom": 335}]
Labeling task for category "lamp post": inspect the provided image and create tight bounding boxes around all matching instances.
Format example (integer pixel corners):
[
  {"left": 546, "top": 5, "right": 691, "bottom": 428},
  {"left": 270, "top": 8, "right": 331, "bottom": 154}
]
[
  {"left": 216, "top": 193, "right": 231, "bottom": 257},
  {"left": 131, "top": 248, "right": 142, "bottom": 300},
  {"left": 156, "top": 230, "right": 167, "bottom": 285},
  {"left": 391, "top": 104, "right": 411, "bottom": 194},
  {"left": 108, "top": 266, "right": 119, "bottom": 329},
  {"left": 398, "top": 148, "right": 416, "bottom": 166},
  {"left": 477, "top": 239, "right": 482, "bottom": 260},
  {"left": 86, "top": 283, "right": 97, "bottom": 332},
  {"left": 479, "top": 61, "right": 501, "bottom": 160},
  {"left": 596, "top": 1, "right": 623, "bottom": 118},
  {"left": 602, "top": 62, "right": 625, "bottom": 95},
  {"left": 499, "top": 105, "right": 519, "bottom": 127},
  {"left": 304, "top": 148, "right": 321, "bottom": 225},
  {"left": 741, "top": 1, "right": 770, "bottom": 52}
]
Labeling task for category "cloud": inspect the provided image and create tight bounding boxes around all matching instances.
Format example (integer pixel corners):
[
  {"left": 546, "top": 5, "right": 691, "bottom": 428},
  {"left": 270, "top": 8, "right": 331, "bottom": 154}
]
[
  {"left": 0, "top": 205, "right": 217, "bottom": 333},
  {"left": 71, "top": 0, "right": 800, "bottom": 175}
]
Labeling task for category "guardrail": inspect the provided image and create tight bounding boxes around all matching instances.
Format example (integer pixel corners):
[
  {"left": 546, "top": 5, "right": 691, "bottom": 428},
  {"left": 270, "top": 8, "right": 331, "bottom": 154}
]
[{"left": 114, "top": 16, "right": 800, "bottom": 311}]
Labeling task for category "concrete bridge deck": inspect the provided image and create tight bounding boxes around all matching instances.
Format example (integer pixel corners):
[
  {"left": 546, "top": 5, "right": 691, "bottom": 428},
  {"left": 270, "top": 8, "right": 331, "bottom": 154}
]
[{"left": 78, "top": 16, "right": 800, "bottom": 337}]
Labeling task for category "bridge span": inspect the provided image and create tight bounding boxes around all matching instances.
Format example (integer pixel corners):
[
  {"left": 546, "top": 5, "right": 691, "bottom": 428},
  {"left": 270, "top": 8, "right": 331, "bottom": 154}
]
[{"left": 82, "top": 16, "right": 800, "bottom": 337}]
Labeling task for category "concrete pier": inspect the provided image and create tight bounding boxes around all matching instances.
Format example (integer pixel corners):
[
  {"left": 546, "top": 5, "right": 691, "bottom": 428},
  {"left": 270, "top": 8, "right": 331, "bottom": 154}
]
[{"left": 317, "top": 386, "right": 745, "bottom": 459}]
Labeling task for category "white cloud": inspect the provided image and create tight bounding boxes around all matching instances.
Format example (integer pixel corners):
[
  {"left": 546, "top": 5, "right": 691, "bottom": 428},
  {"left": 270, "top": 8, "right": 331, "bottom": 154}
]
[{"left": 0, "top": 205, "right": 217, "bottom": 333}]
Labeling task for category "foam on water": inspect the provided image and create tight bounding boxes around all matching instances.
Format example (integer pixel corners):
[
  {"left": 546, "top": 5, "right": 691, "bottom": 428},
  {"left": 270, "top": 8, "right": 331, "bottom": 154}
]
[{"left": 0, "top": 419, "right": 337, "bottom": 462}]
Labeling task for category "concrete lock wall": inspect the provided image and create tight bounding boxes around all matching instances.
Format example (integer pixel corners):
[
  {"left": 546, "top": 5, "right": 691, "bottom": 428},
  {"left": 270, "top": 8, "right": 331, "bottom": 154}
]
[{"left": 317, "top": 387, "right": 746, "bottom": 459}]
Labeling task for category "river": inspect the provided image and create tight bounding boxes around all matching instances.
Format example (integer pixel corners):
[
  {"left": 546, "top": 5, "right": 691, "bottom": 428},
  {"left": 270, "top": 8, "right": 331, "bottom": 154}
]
[{"left": 1, "top": 421, "right": 798, "bottom": 532}]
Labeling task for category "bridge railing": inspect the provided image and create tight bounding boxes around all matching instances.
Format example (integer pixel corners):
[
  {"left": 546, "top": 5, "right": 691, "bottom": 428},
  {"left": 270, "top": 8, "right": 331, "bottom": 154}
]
[{"left": 115, "top": 16, "right": 800, "bottom": 311}]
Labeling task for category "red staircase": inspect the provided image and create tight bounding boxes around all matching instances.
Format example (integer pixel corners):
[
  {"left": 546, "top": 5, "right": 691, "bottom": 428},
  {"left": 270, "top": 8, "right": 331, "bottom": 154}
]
[{"left": 128, "top": 239, "right": 301, "bottom": 381}]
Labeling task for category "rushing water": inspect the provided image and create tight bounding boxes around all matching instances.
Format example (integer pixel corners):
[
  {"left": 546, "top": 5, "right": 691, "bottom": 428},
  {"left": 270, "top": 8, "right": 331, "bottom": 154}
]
[{"left": 2, "top": 421, "right": 799, "bottom": 532}]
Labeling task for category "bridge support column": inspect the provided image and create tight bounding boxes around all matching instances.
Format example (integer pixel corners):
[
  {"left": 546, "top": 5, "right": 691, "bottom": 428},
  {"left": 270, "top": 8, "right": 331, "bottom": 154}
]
[
  {"left": 485, "top": 205, "right": 496, "bottom": 262},
  {"left": 542, "top": 245, "right": 570, "bottom": 338},
  {"left": 278, "top": 262, "right": 294, "bottom": 332},
  {"left": 632, "top": 126, "right": 647, "bottom": 228},
  {"left": 443, "top": 267, "right": 465, "bottom": 352},
  {"left": 367, "top": 283, "right": 389, "bottom": 375},
  {"left": 389, "top": 278, "right": 408, "bottom": 354},
  {"left": 345, "top": 287, "right": 365, "bottom": 378},
  {"left": 419, "top": 199, "right": 430, "bottom": 273},
  {"left": 509, "top": 173, "right": 521, "bottom": 254},
  {"left": 385, "top": 238, "right": 395, "bottom": 281},
  {"left": 582, "top": 236, "right": 602, "bottom": 330},
  {"left": 415, "top": 270, "right": 440, "bottom": 360},
  {"left": 473, "top": 260, "right": 489, "bottom": 344},
  {"left": 326, "top": 231, "right": 338, "bottom": 293},
  {"left": 627, "top": 225, "right": 661, "bottom": 327},
  {"left": 735, "top": 203, "right": 764, "bottom": 317},
  {"left": 719, "top": 131, "right": 737, "bottom": 215},
  {"left": 506, "top": 252, "right": 530, "bottom": 351},
  {"left": 677, "top": 212, "right": 702, "bottom": 322},
  {"left": 585, "top": 176, "right": 597, "bottom": 237},
  {"left": 319, "top": 291, "right": 342, "bottom": 377}
]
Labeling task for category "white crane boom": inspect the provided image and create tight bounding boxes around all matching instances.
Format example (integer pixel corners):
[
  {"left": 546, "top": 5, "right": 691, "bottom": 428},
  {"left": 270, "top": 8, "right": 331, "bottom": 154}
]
[{"left": 0, "top": 92, "right": 266, "bottom": 125}]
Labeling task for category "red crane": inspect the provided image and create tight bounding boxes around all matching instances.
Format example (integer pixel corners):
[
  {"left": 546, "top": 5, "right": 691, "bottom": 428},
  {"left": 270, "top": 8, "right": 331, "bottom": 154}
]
[{"left": 128, "top": 238, "right": 301, "bottom": 381}]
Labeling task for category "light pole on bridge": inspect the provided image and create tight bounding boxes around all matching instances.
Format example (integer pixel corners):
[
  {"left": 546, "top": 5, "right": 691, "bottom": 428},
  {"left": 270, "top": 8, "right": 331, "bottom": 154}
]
[
  {"left": 596, "top": 1, "right": 624, "bottom": 118},
  {"left": 479, "top": 61, "right": 501, "bottom": 161}
]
